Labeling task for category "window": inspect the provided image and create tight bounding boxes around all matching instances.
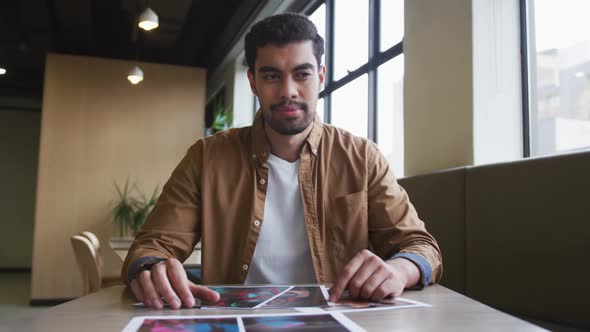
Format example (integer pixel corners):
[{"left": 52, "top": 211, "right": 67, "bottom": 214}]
[
  {"left": 331, "top": 74, "right": 368, "bottom": 137},
  {"left": 307, "top": 0, "right": 405, "bottom": 175},
  {"left": 523, "top": 0, "right": 590, "bottom": 156},
  {"left": 377, "top": 56, "right": 404, "bottom": 176},
  {"left": 316, "top": 97, "right": 325, "bottom": 121},
  {"left": 333, "top": 0, "right": 369, "bottom": 81},
  {"left": 309, "top": 4, "right": 326, "bottom": 67},
  {"left": 380, "top": 0, "right": 404, "bottom": 51}
]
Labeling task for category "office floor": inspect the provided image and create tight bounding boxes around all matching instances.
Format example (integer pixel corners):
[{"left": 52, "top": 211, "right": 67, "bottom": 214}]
[{"left": 0, "top": 271, "right": 49, "bottom": 322}]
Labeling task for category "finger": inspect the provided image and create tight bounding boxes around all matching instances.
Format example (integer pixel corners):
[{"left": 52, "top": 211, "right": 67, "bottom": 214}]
[
  {"left": 165, "top": 258, "right": 195, "bottom": 308},
  {"left": 151, "top": 262, "right": 181, "bottom": 309},
  {"left": 370, "top": 278, "right": 394, "bottom": 302},
  {"left": 328, "top": 249, "right": 370, "bottom": 302},
  {"left": 372, "top": 278, "right": 404, "bottom": 302},
  {"left": 138, "top": 270, "right": 162, "bottom": 308},
  {"left": 359, "top": 266, "right": 390, "bottom": 300},
  {"left": 130, "top": 279, "right": 145, "bottom": 302},
  {"left": 189, "top": 283, "right": 220, "bottom": 303},
  {"left": 348, "top": 254, "right": 382, "bottom": 299}
]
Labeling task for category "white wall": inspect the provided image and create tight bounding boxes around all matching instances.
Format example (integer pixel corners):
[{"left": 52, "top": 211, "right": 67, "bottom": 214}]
[{"left": 404, "top": 0, "right": 474, "bottom": 176}]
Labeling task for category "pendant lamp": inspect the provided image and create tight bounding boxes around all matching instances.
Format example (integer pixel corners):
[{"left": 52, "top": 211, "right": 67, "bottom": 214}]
[
  {"left": 138, "top": 7, "right": 159, "bottom": 31},
  {"left": 127, "top": 65, "right": 144, "bottom": 84}
]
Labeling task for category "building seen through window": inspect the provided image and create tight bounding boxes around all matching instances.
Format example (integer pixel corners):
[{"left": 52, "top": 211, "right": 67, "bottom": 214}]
[{"left": 526, "top": 0, "right": 590, "bottom": 156}]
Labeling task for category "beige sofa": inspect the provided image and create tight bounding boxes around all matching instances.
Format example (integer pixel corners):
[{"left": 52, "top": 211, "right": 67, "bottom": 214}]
[{"left": 398, "top": 150, "right": 590, "bottom": 329}]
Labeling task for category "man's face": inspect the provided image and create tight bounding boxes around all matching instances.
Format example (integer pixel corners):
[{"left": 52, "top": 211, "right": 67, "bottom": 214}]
[{"left": 248, "top": 40, "right": 325, "bottom": 136}]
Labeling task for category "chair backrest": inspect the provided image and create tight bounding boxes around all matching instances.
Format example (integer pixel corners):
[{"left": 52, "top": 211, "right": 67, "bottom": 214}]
[
  {"left": 79, "top": 231, "right": 103, "bottom": 270},
  {"left": 80, "top": 231, "right": 101, "bottom": 251},
  {"left": 71, "top": 235, "right": 102, "bottom": 295}
]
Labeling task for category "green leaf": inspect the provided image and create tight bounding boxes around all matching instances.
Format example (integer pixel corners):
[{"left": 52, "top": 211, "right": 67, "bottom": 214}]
[{"left": 111, "top": 180, "right": 161, "bottom": 236}]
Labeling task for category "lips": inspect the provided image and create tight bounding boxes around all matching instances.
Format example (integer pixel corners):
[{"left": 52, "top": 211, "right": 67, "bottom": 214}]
[{"left": 276, "top": 105, "right": 302, "bottom": 115}]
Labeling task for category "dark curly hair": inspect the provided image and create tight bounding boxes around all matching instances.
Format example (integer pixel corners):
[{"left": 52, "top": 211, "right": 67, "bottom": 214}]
[{"left": 245, "top": 13, "right": 325, "bottom": 74}]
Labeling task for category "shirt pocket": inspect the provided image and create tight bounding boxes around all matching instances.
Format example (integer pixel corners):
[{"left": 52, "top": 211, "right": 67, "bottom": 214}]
[{"left": 327, "top": 191, "right": 369, "bottom": 262}]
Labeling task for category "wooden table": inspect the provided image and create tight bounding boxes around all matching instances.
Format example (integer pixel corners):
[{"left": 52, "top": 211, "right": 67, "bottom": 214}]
[{"left": 1, "top": 285, "right": 545, "bottom": 331}]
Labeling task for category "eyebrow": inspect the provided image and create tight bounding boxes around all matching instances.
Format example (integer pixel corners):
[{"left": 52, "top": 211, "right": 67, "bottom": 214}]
[
  {"left": 258, "top": 66, "right": 281, "bottom": 73},
  {"left": 293, "top": 63, "right": 315, "bottom": 71},
  {"left": 257, "top": 63, "right": 316, "bottom": 73}
]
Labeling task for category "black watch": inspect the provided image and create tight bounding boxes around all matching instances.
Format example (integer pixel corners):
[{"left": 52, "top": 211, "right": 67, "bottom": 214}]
[{"left": 132, "top": 258, "right": 167, "bottom": 280}]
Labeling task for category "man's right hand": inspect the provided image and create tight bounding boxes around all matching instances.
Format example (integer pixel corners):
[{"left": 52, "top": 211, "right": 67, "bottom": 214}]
[{"left": 129, "top": 258, "right": 220, "bottom": 309}]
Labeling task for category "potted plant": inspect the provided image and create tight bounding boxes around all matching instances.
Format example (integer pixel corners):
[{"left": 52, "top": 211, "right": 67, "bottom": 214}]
[
  {"left": 206, "top": 100, "right": 233, "bottom": 135},
  {"left": 111, "top": 179, "right": 159, "bottom": 238}
]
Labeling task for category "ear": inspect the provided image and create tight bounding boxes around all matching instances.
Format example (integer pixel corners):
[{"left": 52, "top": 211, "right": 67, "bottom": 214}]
[
  {"left": 247, "top": 69, "right": 258, "bottom": 96},
  {"left": 318, "top": 64, "right": 326, "bottom": 89}
]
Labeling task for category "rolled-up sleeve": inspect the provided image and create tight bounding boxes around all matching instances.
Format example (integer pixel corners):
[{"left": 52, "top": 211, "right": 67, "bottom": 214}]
[{"left": 366, "top": 143, "right": 443, "bottom": 286}]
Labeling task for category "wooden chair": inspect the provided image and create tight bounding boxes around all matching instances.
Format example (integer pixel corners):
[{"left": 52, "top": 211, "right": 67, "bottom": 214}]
[
  {"left": 71, "top": 235, "right": 101, "bottom": 295},
  {"left": 79, "top": 231, "right": 103, "bottom": 269},
  {"left": 78, "top": 231, "right": 122, "bottom": 288}
]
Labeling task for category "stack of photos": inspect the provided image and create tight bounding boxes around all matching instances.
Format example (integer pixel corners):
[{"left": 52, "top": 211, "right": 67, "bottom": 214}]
[
  {"left": 127, "top": 285, "right": 431, "bottom": 331},
  {"left": 133, "top": 285, "right": 429, "bottom": 312},
  {"left": 123, "top": 312, "right": 365, "bottom": 332}
]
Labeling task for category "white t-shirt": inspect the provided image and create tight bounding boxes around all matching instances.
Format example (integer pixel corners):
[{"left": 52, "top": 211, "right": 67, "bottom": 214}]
[{"left": 245, "top": 153, "right": 316, "bottom": 284}]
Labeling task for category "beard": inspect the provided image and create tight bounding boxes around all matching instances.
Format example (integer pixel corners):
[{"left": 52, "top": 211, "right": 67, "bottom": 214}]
[{"left": 263, "top": 100, "right": 315, "bottom": 135}]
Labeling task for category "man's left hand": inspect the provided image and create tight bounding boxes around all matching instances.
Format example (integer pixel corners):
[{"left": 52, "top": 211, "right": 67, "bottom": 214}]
[{"left": 328, "top": 249, "right": 420, "bottom": 303}]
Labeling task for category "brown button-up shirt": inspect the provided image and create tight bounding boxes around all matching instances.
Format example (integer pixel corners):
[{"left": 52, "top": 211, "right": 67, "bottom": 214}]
[{"left": 123, "top": 112, "right": 442, "bottom": 285}]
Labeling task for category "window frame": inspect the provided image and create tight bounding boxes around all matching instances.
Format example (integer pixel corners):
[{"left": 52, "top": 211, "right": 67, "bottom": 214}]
[
  {"left": 519, "top": 0, "right": 532, "bottom": 157},
  {"left": 305, "top": 0, "right": 404, "bottom": 143}
]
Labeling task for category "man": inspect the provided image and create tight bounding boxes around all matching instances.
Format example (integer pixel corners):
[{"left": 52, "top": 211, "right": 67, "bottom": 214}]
[{"left": 123, "top": 13, "right": 442, "bottom": 310}]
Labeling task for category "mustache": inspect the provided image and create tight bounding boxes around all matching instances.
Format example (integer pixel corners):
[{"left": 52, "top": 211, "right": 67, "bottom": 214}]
[{"left": 270, "top": 100, "right": 308, "bottom": 112}]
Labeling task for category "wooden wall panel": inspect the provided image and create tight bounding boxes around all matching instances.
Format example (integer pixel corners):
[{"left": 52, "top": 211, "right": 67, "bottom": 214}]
[{"left": 31, "top": 53, "right": 205, "bottom": 299}]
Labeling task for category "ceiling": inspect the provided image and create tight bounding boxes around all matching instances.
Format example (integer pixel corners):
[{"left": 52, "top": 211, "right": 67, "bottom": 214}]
[{"left": 0, "top": 0, "right": 260, "bottom": 104}]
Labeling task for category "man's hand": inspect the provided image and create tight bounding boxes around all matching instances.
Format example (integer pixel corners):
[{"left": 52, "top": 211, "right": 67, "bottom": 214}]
[
  {"left": 129, "top": 258, "right": 220, "bottom": 309},
  {"left": 328, "top": 249, "right": 420, "bottom": 303}
]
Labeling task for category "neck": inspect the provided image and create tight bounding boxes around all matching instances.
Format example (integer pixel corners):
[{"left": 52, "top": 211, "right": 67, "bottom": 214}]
[{"left": 264, "top": 123, "right": 313, "bottom": 163}]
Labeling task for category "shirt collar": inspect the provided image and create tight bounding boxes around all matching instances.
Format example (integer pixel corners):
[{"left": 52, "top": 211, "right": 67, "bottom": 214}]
[{"left": 251, "top": 110, "right": 323, "bottom": 163}]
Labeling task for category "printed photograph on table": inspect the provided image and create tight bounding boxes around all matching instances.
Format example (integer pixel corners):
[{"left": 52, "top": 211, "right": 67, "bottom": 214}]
[
  {"left": 264, "top": 286, "right": 328, "bottom": 308},
  {"left": 136, "top": 317, "right": 239, "bottom": 332},
  {"left": 203, "top": 286, "right": 290, "bottom": 309},
  {"left": 123, "top": 313, "right": 365, "bottom": 332},
  {"left": 242, "top": 313, "right": 364, "bottom": 332}
]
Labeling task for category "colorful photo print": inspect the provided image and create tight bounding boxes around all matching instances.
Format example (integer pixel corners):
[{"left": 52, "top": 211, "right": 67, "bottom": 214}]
[
  {"left": 137, "top": 317, "right": 239, "bottom": 332},
  {"left": 203, "top": 286, "right": 290, "bottom": 309},
  {"left": 242, "top": 314, "right": 354, "bottom": 332},
  {"left": 264, "top": 286, "right": 328, "bottom": 308}
]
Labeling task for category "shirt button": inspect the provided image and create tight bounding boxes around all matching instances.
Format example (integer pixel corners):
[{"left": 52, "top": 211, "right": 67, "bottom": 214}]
[
  {"left": 242, "top": 264, "right": 249, "bottom": 271},
  {"left": 254, "top": 220, "right": 261, "bottom": 227},
  {"left": 259, "top": 179, "right": 266, "bottom": 185}
]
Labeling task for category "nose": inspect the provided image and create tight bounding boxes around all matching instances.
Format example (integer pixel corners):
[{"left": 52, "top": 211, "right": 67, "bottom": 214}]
[{"left": 279, "top": 76, "right": 298, "bottom": 100}]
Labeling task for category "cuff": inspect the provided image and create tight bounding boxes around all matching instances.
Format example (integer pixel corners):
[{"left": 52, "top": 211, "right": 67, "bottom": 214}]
[
  {"left": 127, "top": 256, "right": 166, "bottom": 282},
  {"left": 389, "top": 252, "right": 432, "bottom": 288}
]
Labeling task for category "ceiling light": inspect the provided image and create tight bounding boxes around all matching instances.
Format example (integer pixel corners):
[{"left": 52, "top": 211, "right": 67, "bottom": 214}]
[
  {"left": 575, "top": 71, "right": 585, "bottom": 78},
  {"left": 127, "top": 66, "right": 144, "bottom": 84},
  {"left": 138, "top": 7, "right": 159, "bottom": 31},
  {"left": 0, "top": 68, "right": 6, "bottom": 75}
]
